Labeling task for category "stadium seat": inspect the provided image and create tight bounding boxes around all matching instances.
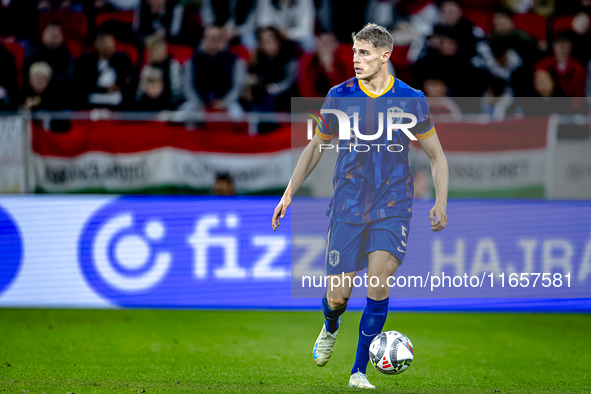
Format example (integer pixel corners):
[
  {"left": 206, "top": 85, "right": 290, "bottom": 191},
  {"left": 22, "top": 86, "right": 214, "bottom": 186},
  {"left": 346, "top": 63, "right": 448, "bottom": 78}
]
[
  {"left": 229, "top": 43, "right": 249, "bottom": 62},
  {"left": 95, "top": 11, "right": 134, "bottom": 29},
  {"left": 167, "top": 44, "right": 194, "bottom": 64},
  {"left": 39, "top": 10, "right": 88, "bottom": 57},
  {"left": 0, "top": 38, "right": 25, "bottom": 89},
  {"left": 115, "top": 39, "right": 139, "bottom": 67},
  {"left": 512, "top": 12, "right": 547, "bottom": 42},
  {"left": 550, "top": 15, "right": 575, "bottom": 34},
  {"left": 463, "top": 9, "right": 493, "bottom": 33}
]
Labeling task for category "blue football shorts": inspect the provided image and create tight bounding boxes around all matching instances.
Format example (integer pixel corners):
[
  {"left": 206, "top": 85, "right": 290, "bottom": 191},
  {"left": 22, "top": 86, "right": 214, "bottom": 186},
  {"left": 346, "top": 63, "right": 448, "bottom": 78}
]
[{"left": 325, "top": 216, "right": 410, "bottom": 275}]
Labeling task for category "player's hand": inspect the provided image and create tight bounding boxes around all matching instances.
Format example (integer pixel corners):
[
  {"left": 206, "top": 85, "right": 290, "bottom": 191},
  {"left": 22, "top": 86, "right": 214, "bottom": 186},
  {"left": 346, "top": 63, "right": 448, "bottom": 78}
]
[
  {"left": 430, "top": 202, "right": 447, "bottom": 232},
  {"left": 272, "top": 194, "right": 291, "bottom": 231}
]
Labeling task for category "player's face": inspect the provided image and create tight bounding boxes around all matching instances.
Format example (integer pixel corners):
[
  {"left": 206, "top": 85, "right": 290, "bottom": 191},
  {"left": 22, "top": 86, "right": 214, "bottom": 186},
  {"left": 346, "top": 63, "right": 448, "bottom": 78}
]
[{"left": 352, "top": 40, "right": 388, "bottom": 80}]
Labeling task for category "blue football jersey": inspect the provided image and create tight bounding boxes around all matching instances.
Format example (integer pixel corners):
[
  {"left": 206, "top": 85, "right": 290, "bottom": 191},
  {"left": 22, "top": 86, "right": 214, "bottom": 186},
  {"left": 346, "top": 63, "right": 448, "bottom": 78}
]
[{"left": 316, "top": 75, "right": 436, "bottom": 224}]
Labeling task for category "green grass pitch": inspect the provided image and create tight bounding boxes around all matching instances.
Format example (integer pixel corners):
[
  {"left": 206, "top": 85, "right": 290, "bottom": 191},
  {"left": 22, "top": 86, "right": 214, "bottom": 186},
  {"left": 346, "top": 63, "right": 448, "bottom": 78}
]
[{"left": 0, "top": 309, "right": 590, "bottom": 393}]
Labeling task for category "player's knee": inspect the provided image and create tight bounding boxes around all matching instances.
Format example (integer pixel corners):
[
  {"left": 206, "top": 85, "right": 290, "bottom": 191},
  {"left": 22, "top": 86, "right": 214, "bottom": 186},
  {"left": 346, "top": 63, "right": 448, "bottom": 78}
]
[
  {"left": 328, "top": 297, "right": 348, "bottom": 309},
  {"left": 367, "top": 287, "right": 388, "bottom": 301}
]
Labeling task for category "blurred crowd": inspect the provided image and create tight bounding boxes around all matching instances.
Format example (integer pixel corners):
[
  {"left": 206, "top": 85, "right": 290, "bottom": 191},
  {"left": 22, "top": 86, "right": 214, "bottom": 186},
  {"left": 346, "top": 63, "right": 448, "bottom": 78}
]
[{"left": 0, "top": 0, "right": 590, "bottom": 118}]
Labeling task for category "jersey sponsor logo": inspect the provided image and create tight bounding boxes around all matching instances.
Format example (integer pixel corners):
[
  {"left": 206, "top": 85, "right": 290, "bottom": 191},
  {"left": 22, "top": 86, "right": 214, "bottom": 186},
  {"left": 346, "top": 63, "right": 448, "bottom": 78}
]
[
  {"left": 79, "top": 197, "right": 289, "bottom": 306},
  {"left": 328, "top": 250, "right": 340, "bottom": 267}
]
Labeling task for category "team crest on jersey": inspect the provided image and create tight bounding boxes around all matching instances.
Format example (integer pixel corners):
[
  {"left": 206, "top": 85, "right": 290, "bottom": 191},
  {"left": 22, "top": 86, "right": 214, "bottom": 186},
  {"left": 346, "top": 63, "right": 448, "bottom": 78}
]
[
  {"left": 388, "top": 107, "right": 405, "bottom": 124},
  {"left": 329, "top": 250, "right": 340, "bottom": 267}
]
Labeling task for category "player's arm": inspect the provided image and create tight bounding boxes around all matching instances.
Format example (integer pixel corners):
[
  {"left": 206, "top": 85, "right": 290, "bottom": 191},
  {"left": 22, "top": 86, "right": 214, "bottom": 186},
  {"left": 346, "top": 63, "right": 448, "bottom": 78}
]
[
  {"left": 418, "top": 132, "right": 449, "bottom": 232},
  {"left": 272, "top": 133, "right": 330, "bottom": 231}
]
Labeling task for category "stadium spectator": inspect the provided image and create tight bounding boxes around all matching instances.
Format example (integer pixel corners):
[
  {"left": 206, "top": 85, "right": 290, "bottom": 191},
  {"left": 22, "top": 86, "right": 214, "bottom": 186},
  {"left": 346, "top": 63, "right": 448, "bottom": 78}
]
[
  {"left": 317, "top": 0, "right": 369, "bottom": 44},
  {"left": 21, "top": 61, "right": 67, "bottom": 111},
  {"left": 535, "top": 32, "right": 586, "bottom": 97},
  {"left": 134, "top": 66, "right": 178, "bottom": 111},
  {"left": 533, "top": 69, "right": 566, "bottom": 98},
  {"left": 204, "top": 0, "right": 257, "bottom": 48},
  {"left": 298, "top": 30, "right": 350, "bottom": 97},
  {"left": 36, "top": 0, "right": 82, "bottom": 11},
  {"left": 0, "top": 0, "right": 40, "bottom": 46},
  {"left": 140, "top": 34, "right": 184, "bottom": 106},
  {"left": 492, "top": 8, "right": 542, "bottom": 63},
  {"left": 513, "top": 69, "right": 573, "bottom": 116},
  {"left": 133, "top": 0, "right": 200, "bottom": 45},
  {"left": 245, "top": 26, "right": 299, "bottom": 112},
  {"left": 207, "top": 0, "right": 256, "bottom": 27},
  {"left": 0, "top": 43, "right": 18, "bottom": 110},
  {"left": 422, "top": 77, "right": 462, "bottom": 119},
  {"left": 471, "top": 36, "right": 523, "bottom": 92},
  {"left": 438, "top": 0, "right": 485, "bottom": 60},
  {"left": 414, "top": 25, "right": 486, "bottom": 98},
  {"left": 393, "top": 0, "right": 439, "bottom": 39},
  {"left": 480, "top": 76, "right": 514, "bottom": 121},
  {"left": 567, "top": 11, "right": 591, "bottom": 66},
  {"left": 73, "top": 31, "right": 135, "bottom": 109},
  {"left": 211, "top": 172, "right": 236, "bottom": 195},
  {"left": 23, "top": 23, "right": 73, "bottom": 91},
  {"left": 255, "top": 0, "right": 315, "bottom": 51},
  {"left": 182, "top": 26, "right": 245, "bottom": 119}
]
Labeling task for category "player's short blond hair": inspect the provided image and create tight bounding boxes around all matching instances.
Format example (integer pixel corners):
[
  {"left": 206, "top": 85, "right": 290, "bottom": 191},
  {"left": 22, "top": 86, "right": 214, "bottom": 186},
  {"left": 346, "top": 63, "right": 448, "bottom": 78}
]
[{"left": 352, "top": 23, "right": 393, "bottom": 52}]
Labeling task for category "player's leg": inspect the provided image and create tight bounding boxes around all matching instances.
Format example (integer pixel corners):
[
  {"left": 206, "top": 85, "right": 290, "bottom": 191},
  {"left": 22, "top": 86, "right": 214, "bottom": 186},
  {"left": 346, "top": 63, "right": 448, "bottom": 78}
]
[
  {"left": 349, "top": 251, "right": 401, "bottom": 388},
  {"left": 314, "top": 220, "right": 365, "bottom": 367},
  {"left": 324, "top": 271, "right": 355, "bottom": 333},
  {"left": 314, "top": 271, "right": 356, "bottom": 367},
  {"left": 349, "top": 217, "right": 409, "bottom": 388}
]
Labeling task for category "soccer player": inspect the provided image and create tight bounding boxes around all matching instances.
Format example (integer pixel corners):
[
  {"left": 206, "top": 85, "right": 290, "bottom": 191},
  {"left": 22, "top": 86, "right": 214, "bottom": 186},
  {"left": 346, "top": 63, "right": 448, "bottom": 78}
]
[{"left": 272, "top": 23, "right": 449, "bottom": 389}]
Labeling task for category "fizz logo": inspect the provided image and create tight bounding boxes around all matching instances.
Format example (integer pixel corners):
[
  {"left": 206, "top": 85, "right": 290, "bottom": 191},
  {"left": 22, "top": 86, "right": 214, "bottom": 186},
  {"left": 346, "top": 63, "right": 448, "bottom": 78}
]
[
  {"left": 83, "top": 212, "right": 171, "bottom": 292},
  {"left": 79, "top": 197, "right": 289, "bottom": 306},
  {"left": 0, "top": 206, "right": 22, "bottom": 295}
]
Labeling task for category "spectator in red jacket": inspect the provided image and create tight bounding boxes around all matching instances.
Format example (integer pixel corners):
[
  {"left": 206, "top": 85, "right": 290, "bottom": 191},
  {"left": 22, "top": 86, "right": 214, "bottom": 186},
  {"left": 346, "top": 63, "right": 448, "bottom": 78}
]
[
  {"left": 298, "top": 30, "right": 350, "bottom": 97},
  {"left": 535, "top": 31, "right": 586, "bottom": 97}
]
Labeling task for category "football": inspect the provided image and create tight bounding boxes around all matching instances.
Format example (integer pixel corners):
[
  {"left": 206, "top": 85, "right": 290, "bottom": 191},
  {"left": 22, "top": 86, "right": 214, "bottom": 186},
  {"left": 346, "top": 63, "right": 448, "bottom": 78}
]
[{"left": 369, "top": 331, "right": 414, "bottom": 375}]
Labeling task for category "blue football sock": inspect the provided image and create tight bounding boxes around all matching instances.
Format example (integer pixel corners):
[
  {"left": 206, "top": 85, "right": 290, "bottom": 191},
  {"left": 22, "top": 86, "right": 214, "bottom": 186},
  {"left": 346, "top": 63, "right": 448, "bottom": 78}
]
[
  {"left": 322, "top": 294, "right": 347, "bottom": 333},
  {"left": 351, "top": 297, "right": 389, "bottom": 375}
]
